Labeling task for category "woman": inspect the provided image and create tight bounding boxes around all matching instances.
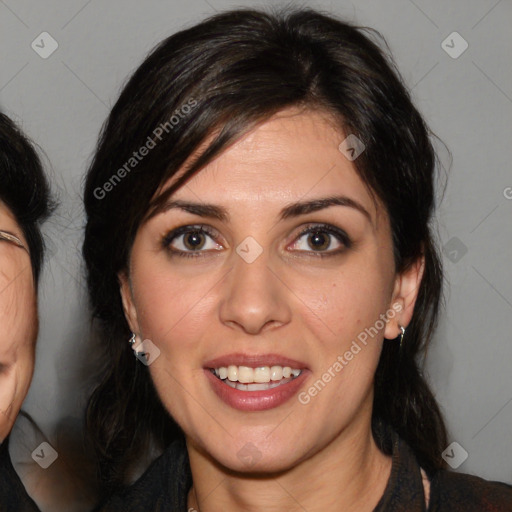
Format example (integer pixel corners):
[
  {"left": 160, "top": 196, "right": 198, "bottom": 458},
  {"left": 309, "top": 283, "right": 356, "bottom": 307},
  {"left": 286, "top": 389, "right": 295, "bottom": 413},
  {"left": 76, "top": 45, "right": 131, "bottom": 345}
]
[
  {"left": 83, "top": 8, "right": 512, "bottom": 511},
  {"left": 0, "top": 112, "right": 53, "bottom": 510}
]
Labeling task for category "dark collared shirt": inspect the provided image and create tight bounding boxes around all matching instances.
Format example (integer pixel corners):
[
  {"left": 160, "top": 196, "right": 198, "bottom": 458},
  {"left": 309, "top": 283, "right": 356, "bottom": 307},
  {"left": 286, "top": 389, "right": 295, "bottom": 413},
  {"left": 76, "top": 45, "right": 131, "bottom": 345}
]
[{"left": 0, "top": 436, "right": 40, "bottom": 512}]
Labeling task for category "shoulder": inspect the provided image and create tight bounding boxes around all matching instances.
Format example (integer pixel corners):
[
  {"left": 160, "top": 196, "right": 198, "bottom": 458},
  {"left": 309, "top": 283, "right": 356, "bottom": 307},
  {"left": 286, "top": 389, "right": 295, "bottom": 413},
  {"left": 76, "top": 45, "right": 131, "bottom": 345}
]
[
  {"left": 95, "top": 436, "right": 191, "bottom": 512},
  {"left": 0, "top": 438, "right": 41, "bottom": 512},
  {"left": 429, "top": 468, "right": 512, "bottom": 511}
]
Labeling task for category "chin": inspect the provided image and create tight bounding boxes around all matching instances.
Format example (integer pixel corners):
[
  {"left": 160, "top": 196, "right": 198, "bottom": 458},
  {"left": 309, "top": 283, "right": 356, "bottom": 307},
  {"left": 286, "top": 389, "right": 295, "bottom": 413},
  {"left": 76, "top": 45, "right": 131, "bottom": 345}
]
[
  {"left": 195, "top": 428, "right": 309, "bottom": 475},
  {"left": 215, "top": 448, "right": 301, "bottom": 475}
]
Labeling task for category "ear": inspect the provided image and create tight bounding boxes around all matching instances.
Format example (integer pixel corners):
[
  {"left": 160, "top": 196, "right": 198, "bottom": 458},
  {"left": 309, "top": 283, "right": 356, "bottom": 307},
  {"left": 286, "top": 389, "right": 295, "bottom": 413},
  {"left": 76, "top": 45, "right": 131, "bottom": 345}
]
[
  {"left": 118, "top": 270, "right": 140, "bottom": 335},
  {"left": 384, "top": 253, "right": 425, "bottom": 340}
]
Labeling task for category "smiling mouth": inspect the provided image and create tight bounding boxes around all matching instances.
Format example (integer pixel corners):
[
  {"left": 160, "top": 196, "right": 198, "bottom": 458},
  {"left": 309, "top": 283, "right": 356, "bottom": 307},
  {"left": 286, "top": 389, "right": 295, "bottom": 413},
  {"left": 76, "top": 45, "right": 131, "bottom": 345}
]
[{"left": 209, "top": 364, "right": 303, "bottom": 391}]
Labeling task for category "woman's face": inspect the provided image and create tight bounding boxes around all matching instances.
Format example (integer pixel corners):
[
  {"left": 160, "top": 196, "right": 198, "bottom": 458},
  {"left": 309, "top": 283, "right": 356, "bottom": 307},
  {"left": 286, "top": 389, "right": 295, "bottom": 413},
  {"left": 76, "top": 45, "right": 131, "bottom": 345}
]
[
  {"left": 0, "top": 201, "right": 37, "bottom": 442},
  {"left": 121, "top": 108, "right": 422, "bottom": 472}
]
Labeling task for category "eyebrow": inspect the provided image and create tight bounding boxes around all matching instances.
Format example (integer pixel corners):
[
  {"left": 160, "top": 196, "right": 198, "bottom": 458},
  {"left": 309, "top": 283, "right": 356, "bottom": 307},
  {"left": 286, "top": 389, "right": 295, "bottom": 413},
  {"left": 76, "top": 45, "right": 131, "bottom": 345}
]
[
  {"left": 280, "top": 196, "right": 372, "bottom": 223},
  {"left": 161, "top": 200, "right": 229, "bottom": 221},
  {"left": 161, "top": 195, "right": 372, "bottom": 224}
]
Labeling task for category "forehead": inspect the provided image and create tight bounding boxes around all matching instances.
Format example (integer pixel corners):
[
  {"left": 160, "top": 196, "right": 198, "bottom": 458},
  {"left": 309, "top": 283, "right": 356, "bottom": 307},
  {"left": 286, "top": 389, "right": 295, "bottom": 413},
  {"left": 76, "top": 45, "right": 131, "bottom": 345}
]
[
  {"left": 165, "top": 108, "right": 380, "bottom": 223},
  {"left": 0, "top": 201, "right": 19, "bottom": 229}
]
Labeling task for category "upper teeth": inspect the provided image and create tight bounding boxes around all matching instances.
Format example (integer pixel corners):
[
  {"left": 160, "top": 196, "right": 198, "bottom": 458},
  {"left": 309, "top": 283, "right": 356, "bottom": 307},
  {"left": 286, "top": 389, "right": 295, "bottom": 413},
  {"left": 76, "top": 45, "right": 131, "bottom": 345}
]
[{"left": 214, "top": 365, "right": 301, "bottom": 383}]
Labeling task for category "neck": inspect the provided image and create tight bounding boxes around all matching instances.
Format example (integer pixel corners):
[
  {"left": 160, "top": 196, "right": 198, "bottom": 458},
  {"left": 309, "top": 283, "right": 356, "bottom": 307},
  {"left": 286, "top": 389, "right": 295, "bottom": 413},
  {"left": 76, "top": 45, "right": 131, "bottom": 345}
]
[{"left": 186, "top": 418, "right": 392, "bottom": 512}]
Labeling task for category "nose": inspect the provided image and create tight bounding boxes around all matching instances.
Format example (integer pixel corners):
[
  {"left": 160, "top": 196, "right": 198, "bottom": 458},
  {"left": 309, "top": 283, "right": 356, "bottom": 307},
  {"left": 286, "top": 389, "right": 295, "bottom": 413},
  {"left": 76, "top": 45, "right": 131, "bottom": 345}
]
[{"left": 218, "top": 247, "right": 292, "bottom": 335}]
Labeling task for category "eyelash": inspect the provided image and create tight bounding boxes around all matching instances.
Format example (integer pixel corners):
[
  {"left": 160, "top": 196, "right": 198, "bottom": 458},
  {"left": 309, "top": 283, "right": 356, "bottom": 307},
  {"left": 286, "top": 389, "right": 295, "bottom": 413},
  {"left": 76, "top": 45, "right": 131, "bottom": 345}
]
[
  {"left": 161, "top": 223, "right": 352, "bottom": 259},
  {"left": 293, "top": 224, "right": 352, "bottom": 257},
  {"left": 161, "top": 224, "right": 220, "bottom": 259}
]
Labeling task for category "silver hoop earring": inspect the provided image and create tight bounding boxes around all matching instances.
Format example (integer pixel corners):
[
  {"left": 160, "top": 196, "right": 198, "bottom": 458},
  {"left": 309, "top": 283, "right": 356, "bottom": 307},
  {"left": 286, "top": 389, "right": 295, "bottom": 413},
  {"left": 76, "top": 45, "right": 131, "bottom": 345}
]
[
  {"left": 399, "top": 325, "right": 406, "bottom": 349},
  {"left": 129, "top": 333, "right": 137, "bottom": 346}
]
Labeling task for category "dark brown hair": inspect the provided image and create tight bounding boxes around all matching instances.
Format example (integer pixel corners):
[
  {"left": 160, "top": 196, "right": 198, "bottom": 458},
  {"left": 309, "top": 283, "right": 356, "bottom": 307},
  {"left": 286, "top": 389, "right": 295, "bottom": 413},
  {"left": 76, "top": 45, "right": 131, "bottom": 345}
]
[{"left": 83, "top": 7, "right": 447, "bottom": 494}]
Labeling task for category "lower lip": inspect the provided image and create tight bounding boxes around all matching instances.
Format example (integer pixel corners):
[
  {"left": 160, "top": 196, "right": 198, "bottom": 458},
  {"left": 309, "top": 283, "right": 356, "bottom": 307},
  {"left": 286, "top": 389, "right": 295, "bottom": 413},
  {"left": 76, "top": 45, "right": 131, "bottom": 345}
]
[{"left": 204, "top": 369, "right": 308, "bottom": 411}]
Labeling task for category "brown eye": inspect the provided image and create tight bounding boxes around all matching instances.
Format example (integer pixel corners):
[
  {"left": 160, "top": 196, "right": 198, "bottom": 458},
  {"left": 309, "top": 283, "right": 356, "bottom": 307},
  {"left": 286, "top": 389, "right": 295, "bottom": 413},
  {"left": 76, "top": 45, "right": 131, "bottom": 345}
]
[
  {"left": 183, "top": 231, "right": 207, "bottom": 250},
  {"left": 307, "top": 231, "right": 331, "bottom": 251},
  {"left": 162, "top": 224, "right": 223, "bottom": 258},
  {"left": 289, "top": 223, "right": 352, "bottom": 256}
]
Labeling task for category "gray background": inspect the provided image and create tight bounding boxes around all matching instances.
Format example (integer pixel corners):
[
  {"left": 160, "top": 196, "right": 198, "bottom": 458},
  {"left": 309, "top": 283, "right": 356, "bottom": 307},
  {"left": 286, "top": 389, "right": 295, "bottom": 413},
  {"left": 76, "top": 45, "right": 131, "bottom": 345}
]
[{"left": 1, "top": 0, "right": 511, "bottom": 487}]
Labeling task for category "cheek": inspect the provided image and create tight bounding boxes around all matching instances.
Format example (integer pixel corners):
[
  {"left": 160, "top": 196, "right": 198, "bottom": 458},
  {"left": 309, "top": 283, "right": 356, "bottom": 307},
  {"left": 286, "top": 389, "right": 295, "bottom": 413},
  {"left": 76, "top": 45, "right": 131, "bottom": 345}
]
[
  {"left": 0, "top": 361, "right": 34, "bottom": 441},
  {"left": 136, "top": 280, "right": 203, "bottom": 339},
  {"left": 287, "top": 258, "right": 392, "bottom": 409},
  {"left": 289, "top": 262, "right": 392, "bottom": 347},
  {"left": 0, "top": 270, "right": 37, "bottom": 352},
  {"left": 132, "top": 263, "right": 219, "bottom": 357},
  {"left": 0, "top": 257, "right": 38, "bottom": 442},
  {"left": 132, "top": 266, "right": 218, "bottom": 427}
]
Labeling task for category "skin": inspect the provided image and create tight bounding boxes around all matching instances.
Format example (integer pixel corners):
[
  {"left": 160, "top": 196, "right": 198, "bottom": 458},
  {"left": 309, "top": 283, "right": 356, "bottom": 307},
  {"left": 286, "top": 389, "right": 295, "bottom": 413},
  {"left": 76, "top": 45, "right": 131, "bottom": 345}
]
[
  {"left": 120, "top": 107, "right": 424, "bottom": 511},
  {"left": 0, "top": 202, "right": 96, "bottom": 512},
  {"left": 0, "top": 200, "right": 37, "bottom": 443}
]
